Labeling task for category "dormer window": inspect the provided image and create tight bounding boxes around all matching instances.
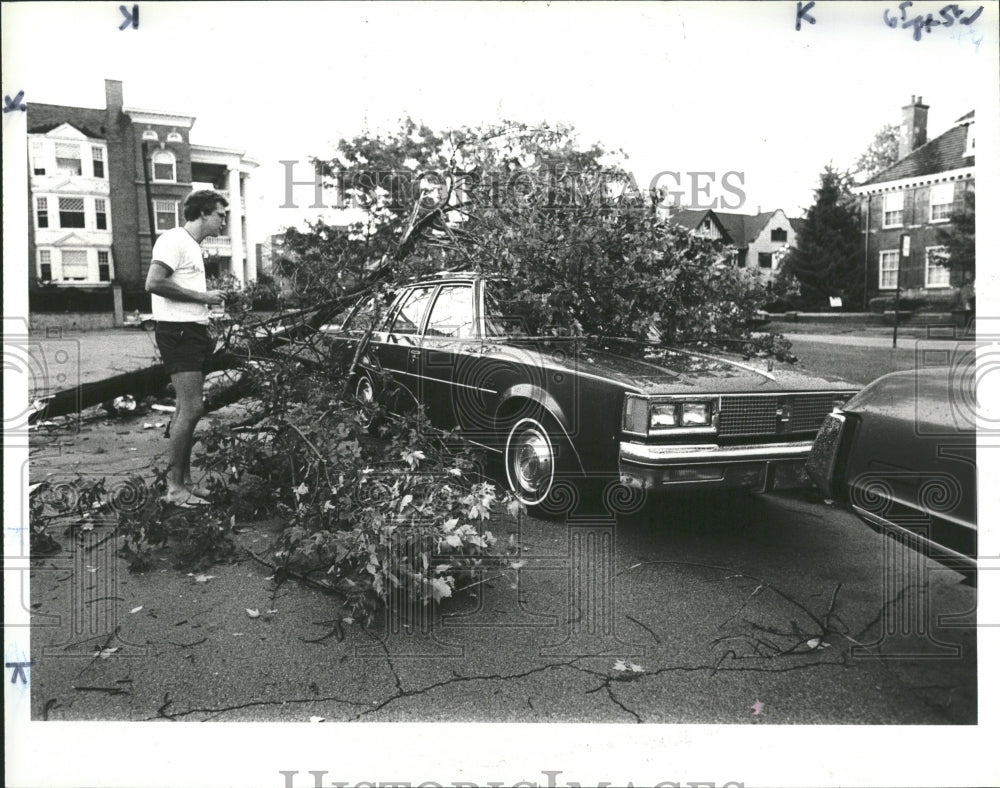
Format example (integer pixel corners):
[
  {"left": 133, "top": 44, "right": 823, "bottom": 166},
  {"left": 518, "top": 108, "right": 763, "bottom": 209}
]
[{"left": 152, "top": 149, "right": 176, "bottom": 182}]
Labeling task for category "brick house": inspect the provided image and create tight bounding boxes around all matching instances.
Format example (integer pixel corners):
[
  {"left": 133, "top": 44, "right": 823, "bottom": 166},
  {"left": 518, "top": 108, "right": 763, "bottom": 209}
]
[
  {"left": 27, "top": 79, "right": 258, "bottom": 303},
  {"left": 668, "top": 207, "right": 799, "bottom": 282},
  {"left": 853, "top": 96, "right": 975, "bottom": 306}
]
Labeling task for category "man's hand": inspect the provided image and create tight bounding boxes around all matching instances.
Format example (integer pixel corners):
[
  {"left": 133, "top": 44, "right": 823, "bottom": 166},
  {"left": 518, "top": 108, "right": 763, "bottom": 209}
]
[{"left": 204, "top": 289, "right": 227, "bottom": 306}]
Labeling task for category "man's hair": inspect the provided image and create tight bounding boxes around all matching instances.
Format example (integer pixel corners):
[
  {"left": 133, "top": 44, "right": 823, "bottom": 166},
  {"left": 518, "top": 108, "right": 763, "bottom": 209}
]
[{"left": 183, "top": 190, "right": 229, "bottom": 222}]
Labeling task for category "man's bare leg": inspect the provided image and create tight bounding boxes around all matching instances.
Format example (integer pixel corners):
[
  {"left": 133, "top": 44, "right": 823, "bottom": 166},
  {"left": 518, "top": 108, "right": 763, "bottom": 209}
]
[{"left": 166, "top": 371, "right": 206, "bottom": 501}]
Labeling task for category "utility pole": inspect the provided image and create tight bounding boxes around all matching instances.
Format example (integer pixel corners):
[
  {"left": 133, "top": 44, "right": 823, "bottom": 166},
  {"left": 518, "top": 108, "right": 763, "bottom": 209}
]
[{"left": 892, "top": 233, "right": 910, "bottom": 349}]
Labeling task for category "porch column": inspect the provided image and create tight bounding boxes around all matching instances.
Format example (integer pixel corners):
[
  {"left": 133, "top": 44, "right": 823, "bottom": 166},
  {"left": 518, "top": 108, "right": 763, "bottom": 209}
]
[
  {"left": 226, "top": 166, "right": 245, "bottom": 286},
  {"left": 241, "top": 173, "right": 256, "bottom": 283}
]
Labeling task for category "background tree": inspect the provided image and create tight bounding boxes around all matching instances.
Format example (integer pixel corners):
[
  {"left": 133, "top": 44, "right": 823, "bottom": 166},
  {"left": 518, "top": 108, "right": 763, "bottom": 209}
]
[
  {"left": 277, "top": 118, "right": 785, "bottom": 355},
  {"left": 935, "top": 188, "right": 975, "bottom": 285},
  {"left": 783, "top": 166, "right": 865, "bottom": 310},
  {"left": 850, "top": 123, "right": 900, "bottom": 186}
]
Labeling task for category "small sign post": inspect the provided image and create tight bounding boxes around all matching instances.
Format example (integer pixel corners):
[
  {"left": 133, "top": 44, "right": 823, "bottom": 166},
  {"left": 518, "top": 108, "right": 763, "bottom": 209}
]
[{"left": 892, "top": 233, "right": 910, "bottom": 349}]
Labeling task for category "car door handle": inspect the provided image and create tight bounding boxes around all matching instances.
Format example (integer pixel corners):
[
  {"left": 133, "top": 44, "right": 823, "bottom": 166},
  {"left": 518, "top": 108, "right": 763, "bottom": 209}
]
[{"left": 409, "top": 349, "right": 420, "bottom": 360}]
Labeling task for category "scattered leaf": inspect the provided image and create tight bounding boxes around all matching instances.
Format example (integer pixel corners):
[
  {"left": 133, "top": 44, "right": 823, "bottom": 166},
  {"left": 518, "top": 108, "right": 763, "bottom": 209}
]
[
  {"left": 429, "top": 577, "right": 453, "bottom": 602},
  {"left": 193, "top": 574, "right": 216, "bottom": 583},
  {"left": 750, "top": 700, "right": 764, "bottom": 716},
  {"left": 130, "top": 606, "right": 144, "bottom": 614},
  {"left": 509, "top": 560, "right": 527, "bottom": 570},
  {"left": 94, "top": 647, "right": 119, "bottom": 659},
  {"left": 246, "top": 608, "right": 260, "bottom": 618}
]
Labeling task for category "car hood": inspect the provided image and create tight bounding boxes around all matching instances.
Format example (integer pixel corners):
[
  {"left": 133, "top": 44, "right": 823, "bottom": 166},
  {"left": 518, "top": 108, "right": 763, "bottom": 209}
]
[
  {"left": 494, "top": 337, "right": 859, "bottom": 394},
  {"left": 844, "top": 362, "right": 976, "bottom": 433}
]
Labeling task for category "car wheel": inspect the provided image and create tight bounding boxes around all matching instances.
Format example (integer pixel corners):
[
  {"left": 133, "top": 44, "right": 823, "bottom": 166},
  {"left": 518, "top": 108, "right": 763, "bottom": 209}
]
[
  {"left": 141, "top": 319, "right": 156, "bottom": 331},
  {"left": 504, "top": 414, "right": 584, "bottom": 517},
  {"left": 353, "top": 372, "right": 380, "bottom": 430}
]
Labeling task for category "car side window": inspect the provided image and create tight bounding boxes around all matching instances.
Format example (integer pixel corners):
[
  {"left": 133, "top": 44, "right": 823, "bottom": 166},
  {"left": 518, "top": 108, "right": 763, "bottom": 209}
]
[
  {"left": 388, "top": 286, "right": 435, "bottom": 335},
  {"left": 424, "top": 285, "right": 475, "bottom": 338}
]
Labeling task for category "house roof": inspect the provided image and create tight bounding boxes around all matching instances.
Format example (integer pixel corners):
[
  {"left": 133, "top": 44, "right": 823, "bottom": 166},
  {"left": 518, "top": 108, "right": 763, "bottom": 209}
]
[
  {"left": 668, "top": 208, "right": 735, "bottom": 243},
  {"left": 28, "top": 104, "right": 107, "bottom": 139},
  {"left": 713, "top": 210, "right": 777, "bottom": 247},
  {"left": 860, "top": 111, "right": 974, "bottom": 186}
]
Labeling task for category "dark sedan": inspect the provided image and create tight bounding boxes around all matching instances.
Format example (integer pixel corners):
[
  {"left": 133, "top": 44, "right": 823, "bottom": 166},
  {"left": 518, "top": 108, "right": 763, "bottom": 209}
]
[
  {"left": 323, "top": 274, "right": 859, "bottom": 508},
  {"left": 806, "top": 354, "right": 977, "bottom": 574}
]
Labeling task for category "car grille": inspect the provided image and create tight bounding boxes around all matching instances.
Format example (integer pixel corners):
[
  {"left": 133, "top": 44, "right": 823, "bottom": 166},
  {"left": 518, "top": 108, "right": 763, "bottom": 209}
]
[{"left": 718, "top": 394, "right": 839, "bottom": 437}]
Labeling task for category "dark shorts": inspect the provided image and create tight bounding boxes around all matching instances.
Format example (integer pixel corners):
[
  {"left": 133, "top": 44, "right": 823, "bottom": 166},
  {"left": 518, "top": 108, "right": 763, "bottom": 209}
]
[{"left": 155, "top": 321, "right": 215, "bottom": 376}]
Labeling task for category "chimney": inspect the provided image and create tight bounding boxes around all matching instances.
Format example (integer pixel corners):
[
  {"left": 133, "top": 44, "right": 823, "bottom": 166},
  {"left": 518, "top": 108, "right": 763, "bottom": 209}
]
[
  {"left": 105, "top": 79, "right": 123, "bottom": 112},
  {"left": 898, "top": 95, "right": 928, "bottom": 160}
]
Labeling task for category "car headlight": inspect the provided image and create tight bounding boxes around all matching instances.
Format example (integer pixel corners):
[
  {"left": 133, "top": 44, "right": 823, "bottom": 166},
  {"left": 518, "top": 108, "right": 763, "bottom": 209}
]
[
  {"left": 681, "top": 402, "right": 711, "bottom": 426},
  {"left": 650, "top": 403, "right": 678, "bottom": 428},
  {"left": 624, "top": 395, "right": 716, "bottom": 434}
]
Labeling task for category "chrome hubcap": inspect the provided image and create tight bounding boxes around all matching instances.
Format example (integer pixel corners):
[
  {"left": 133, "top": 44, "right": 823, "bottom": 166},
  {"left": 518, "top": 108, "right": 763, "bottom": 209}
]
[
  {"left": 510, "top": 425, "right": 553, "bottom": 500},
  {"left": 356, "top": 377, "right": 375, "bottom": 425}
]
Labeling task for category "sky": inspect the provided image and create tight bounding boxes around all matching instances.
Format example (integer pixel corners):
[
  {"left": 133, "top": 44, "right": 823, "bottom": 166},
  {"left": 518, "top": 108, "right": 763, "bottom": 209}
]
[
  {"left": 3, "top": 1, "right": 995, "bottom": 237},
  {"left": 3, "top": 3, "right": 1000, "bottom": 787}
]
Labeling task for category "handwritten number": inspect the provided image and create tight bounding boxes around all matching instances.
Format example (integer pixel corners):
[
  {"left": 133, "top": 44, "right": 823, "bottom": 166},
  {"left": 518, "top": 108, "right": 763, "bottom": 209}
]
[{"left": 884, "top": 2, "right": 983, "bottom": 39}]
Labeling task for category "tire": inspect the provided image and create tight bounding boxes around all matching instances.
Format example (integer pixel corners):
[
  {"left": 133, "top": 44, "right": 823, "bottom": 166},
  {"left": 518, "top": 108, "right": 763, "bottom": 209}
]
[
  {"left": 353, "top": 371, "right": 380, "bottom": 430},
  {"left": 141, "top": 319, "right": 156, "bottom": 331},
  {"left": 503, "top": 414, "right": 585, "bottom": 518}
]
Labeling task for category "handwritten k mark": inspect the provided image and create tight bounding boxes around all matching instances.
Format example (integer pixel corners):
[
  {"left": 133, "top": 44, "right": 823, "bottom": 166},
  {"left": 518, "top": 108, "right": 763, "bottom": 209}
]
[
  {"left": 120, "top": 4, "right": 139, "bottom": 30},
  {"left": 3, "top": 91, "right": 27, "bottom": 113}
]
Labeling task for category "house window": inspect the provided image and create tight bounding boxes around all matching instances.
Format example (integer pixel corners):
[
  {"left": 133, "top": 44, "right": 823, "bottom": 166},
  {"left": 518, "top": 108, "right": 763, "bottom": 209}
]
[
  {"left": 61, "top": 250, "right": 89, "bottom": 281},
  {"left": 58, "top": 197, "right": 86, "bottom": 228},
  {"left": 930, "top": 183, "right": 954, "bottom": 222},
  {"left": 55, "top": 142, "right": 82, "bottom": 176},
  {"left": 964, "top": 122, "right": 975, "bottom": 157},
  {"left": 152, "top": 149, "right": 176, "bottom": 182},
  {"left": 925, "top": 246, "right": 951, "bottom": 288},
  {"left": 31, "top": 140, "right": 46, "bottom": 175},
  {"left": 770, "top": 228, "right": 787, "bottom": 243},
  {"left": 36, "top": 197, "right": 49, "bottom": 228},
  {"left": 92, "top": 147, "right": 105, "bottom": 178},
  {"left": 98, "top": 250, "right": 111, "bottom": 282},
  {"left": 38, "top": 250, "right": 52, "bottom": 282},
  {"left": 883, "top": 192, "right": 904, "bottom": 228},
  {"left": 95, "top": 198, "right": 108, "bottom": 230},
  {"left": 758, "top": 252, "right": 773, "bottom": 269},
  {"left": 154, "top": 200, "right": 179, "bottom": 231},
  {"left": 879, "top": 250, "right": 899, "bottom": 289}
]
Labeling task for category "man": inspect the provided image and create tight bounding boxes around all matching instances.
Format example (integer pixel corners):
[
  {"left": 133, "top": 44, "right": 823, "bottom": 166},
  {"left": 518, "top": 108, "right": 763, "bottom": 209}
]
[{"left": 145, "top": 190, "right": 228, "bottom": 506}]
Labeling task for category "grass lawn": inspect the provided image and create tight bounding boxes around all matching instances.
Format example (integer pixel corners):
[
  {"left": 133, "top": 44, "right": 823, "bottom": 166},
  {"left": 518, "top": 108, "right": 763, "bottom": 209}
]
[{"left": 787, "top": 336, "right": 944, "bottom": 385}]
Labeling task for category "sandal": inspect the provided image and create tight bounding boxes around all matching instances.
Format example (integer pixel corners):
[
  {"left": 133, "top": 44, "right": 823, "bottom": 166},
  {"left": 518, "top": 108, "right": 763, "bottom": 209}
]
[{"left": 161, "top": 491, "right": 210, "bottom": 508}]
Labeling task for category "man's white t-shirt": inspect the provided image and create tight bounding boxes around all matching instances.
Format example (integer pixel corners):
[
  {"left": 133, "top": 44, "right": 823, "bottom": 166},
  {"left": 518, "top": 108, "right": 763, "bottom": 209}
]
[{"left": 150, "top": 227, "right": 210, "bottom": 324}]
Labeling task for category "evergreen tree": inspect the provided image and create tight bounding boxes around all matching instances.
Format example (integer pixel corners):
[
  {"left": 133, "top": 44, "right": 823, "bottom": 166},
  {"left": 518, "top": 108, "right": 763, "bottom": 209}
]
[{"left": 784, "top": 167, "right": 864, "bottom": 310}]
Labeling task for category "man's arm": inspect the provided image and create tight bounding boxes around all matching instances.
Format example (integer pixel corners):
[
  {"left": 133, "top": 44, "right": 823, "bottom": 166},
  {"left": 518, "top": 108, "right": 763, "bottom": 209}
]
[{"left": 145, "top": 261, "right": 224, "bottom": 305}]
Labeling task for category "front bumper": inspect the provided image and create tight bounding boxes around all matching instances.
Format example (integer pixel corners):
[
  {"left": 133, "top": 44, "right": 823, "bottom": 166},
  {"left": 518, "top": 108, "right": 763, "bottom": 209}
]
[{"left": 619, "top": 439, "right": 814, "bottom": 492}]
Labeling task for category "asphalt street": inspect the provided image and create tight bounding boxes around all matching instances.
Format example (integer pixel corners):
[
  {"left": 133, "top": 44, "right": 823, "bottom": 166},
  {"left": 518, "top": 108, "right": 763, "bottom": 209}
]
[
  {"left": 27, "top": 479, "right": 977, "bottom": 723},
  {"left": 22, "top": 326, "right": 980, "bottom": 725}
]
